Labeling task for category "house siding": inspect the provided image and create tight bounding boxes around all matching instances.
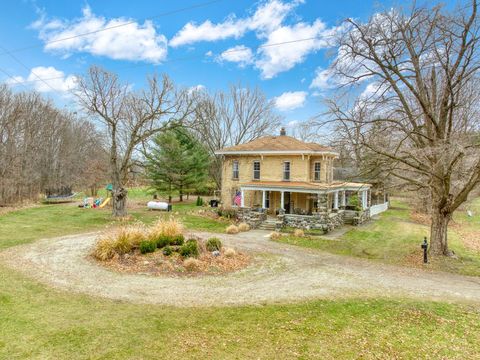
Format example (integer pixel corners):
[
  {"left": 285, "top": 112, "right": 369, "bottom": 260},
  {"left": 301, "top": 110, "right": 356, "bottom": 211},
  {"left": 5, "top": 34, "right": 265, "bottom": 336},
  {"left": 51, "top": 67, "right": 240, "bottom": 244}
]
[{"left": 220, "top": 154, "right": 336, "bottom": 208}]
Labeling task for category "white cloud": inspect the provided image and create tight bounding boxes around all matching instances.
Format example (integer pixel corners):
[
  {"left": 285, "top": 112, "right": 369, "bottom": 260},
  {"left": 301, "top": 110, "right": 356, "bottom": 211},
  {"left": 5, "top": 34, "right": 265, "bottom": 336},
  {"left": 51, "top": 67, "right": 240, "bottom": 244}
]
[
  {"left": 219, "top": 45, "right": 253, "bottom": 67},
  {"left": 171, "top": 0, "right": 337, "bottom": 79},
  {"left": 256, "top": 20, "right": 334, "bottom": 79},
  {"left": 188, "top": 84, "right": 206, "bottom": 94},
  {"left": 8, "top": 66, "right": 77, "bottom": 94},
  {"left": 170, "top": 0, "right": 296, "bottom": 47},
  {"left": 274, "top": 91, "right": 307, "bottom": 111},
  {"left": 310, "top": 67, "right": 335, "bottom": 90},
  {"left": 31, "top": 6, "right": 167, "bottom": 63}
]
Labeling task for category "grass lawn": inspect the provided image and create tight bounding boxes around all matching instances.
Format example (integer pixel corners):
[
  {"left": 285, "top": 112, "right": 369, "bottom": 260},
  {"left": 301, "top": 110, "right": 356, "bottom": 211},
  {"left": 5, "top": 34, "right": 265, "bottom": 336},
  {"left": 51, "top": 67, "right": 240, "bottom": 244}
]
[
  {"left": 0, "top": 197, "right": 227, "bottom": 251},
  {"left": 1, "top": 195, "right": 480, "bottom": 358},
  {"left": 276, "top": 198, "right": 480, "bottom": 277}
]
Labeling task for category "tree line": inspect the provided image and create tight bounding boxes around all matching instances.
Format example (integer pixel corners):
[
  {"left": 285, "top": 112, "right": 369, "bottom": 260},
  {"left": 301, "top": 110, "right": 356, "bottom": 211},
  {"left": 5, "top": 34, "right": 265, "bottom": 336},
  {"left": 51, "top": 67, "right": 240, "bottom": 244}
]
[{"left": 0, "top": 84, "right": 107, "bottom": 205}]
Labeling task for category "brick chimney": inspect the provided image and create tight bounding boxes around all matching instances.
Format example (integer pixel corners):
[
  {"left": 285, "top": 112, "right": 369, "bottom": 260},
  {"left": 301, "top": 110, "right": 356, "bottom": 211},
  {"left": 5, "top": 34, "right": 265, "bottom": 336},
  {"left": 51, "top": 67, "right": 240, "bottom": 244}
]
[{"left": 280, "top": 127, "right": 286, "bottom": 136}]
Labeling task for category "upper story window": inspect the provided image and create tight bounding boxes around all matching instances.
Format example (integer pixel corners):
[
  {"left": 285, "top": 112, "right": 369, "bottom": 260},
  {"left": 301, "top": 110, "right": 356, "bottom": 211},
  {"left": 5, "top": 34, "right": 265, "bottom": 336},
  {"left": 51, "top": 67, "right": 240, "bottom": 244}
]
[
  {"left": 253, "top": 161, "right": 260, "bottom": 180},
  {"left": 283, "top": 161, "right": 290, "bottom": 181},
  {"left": 232, "top": 160, "right": 239, "bottom": 179},
  {"left": 314, "top": 162, "right": 321, "bottom": 181}
]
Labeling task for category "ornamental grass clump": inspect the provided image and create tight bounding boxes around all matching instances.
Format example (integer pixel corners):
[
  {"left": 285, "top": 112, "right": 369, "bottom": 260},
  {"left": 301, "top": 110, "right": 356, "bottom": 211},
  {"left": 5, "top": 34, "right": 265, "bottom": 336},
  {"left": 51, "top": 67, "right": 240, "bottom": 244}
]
[
  {"left": 224, "top": 247, "right": 237, "bottom": 258},
  {"left": 183, "top": 257, "right": 202, "bottom": 272},
  {"left": 238, "top": 222, "right": 250, "bottom": 232},
  {"left": 149, "top": 218, "right": 183, "bottom": 242},
  {"left": 93, "top": 225, "right": 147, "bottom": 260},
  {"left": 269, "top": 231, "right": 282, "bottom": 240},
  {"left": 293, "top": 229, "right": 305, "bottom": 237},
  {"left": 226, "top": 224, "right": 239, "bottom": 234}
]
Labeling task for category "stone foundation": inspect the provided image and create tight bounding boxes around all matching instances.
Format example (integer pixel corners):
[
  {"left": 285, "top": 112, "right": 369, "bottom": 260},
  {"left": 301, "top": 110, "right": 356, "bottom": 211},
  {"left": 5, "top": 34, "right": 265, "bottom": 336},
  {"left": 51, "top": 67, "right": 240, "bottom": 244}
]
[{"left": 280, "top": 211, "right": 345, "bottom": 233}]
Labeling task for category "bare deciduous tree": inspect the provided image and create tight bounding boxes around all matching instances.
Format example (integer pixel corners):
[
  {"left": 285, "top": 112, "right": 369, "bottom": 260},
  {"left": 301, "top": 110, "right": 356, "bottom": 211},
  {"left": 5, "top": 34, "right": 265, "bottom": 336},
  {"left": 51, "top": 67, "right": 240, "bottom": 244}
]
[
  {"left": 326, "top": 1, "right": 480, "bottom": 256},
  {"left": 0, "top": 84, "right": 102, "bottom": 205},
  {"left": 193, "top": 84, "right": 282, "bottom": 188},
  {"left": 76, "top": 66, "right": 194, "bottom": 217}
]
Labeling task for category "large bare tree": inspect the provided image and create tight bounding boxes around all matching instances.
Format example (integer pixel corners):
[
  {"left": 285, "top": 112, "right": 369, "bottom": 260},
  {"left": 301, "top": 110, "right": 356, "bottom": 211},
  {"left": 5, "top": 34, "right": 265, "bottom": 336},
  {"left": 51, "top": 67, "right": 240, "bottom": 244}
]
[
  {"left": 326, "top": 1, "right": 480, "bottom": 256},
  {"left": 193, "top": 84, "right": 282, "bottom": 188},
  {"left": 77, "top": 66, "right": 194, "bottom": 217}
]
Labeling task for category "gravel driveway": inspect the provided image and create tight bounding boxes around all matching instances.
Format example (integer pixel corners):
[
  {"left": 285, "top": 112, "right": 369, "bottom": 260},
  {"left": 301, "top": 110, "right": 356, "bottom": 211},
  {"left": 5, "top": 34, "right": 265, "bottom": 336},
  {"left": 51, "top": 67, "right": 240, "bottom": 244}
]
[{"left": 1, "top": 230, "right": 480, "bottom": 306}]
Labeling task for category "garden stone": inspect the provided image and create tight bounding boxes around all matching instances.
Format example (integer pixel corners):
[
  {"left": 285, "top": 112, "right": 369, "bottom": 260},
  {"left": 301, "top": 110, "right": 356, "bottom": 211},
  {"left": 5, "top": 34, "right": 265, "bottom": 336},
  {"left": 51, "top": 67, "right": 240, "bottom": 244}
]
[{"left": 212, "top": 250, "right": 220, "bottom": 257}]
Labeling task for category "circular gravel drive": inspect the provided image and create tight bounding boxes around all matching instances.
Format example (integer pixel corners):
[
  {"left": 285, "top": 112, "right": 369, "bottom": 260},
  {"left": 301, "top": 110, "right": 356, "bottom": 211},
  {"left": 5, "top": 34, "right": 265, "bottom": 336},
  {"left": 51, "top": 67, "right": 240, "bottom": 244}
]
[{"left": 1, "top": 230, "right": 480, "bottom": 306}]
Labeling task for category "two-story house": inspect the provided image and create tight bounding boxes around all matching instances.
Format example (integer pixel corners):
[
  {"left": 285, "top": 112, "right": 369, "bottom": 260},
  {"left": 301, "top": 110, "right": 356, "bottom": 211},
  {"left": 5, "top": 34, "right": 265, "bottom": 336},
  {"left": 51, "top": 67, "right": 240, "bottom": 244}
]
[{"left": 215, "top": 128, "right": 372, "bottom": 216}]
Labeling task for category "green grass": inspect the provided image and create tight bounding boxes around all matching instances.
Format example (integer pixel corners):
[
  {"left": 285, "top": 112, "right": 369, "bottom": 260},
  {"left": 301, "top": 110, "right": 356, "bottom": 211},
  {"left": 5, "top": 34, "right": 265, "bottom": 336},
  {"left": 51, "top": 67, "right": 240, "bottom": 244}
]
[
  {"left": 1, "top": 264, "right": 480, "bottom": 359},
  {"left": 275, "top": 199, "right": 480, "bottom": 276},
  {"left": 0, "top": 201, "right": 227, "bottom": 251},
  {"left": 2, "top": 194, "right": 480, "bottom": 358}
]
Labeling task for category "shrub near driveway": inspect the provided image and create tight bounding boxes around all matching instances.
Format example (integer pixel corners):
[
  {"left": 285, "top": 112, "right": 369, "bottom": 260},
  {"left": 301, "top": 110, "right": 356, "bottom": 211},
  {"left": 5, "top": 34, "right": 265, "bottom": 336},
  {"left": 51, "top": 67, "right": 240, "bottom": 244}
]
[
  {"left": 139, "top": 241, "right": 156, "bottom": 254},
  {"left": 206, "top": 237, "right": 222, "bottom": 252},
  {"left": 179, "top": 239, "right": 200, "bottom": 258}
]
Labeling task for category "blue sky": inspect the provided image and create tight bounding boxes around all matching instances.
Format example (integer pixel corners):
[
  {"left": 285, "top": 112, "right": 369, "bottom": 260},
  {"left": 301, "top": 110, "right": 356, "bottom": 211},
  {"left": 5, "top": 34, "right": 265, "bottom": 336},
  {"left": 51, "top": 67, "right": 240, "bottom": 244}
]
[{"left": 0, "top": 0, "right": 451, "bottom": 127}]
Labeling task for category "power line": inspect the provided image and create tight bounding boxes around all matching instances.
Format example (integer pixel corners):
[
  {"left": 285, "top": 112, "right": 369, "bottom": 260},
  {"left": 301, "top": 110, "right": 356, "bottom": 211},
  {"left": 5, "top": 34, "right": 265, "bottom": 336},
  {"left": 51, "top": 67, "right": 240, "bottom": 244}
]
[
  {"left": 4, "top": 36, "right": 328, "bottom": 87},
  {"left": 0, "top": 0, "right": 224, "bottom": 57},
  {"left": 0, "top": 44, "right": 64, "bottom": 95},
  {"left": 0, "top": 66, "right": 29, "bottom": 90}
]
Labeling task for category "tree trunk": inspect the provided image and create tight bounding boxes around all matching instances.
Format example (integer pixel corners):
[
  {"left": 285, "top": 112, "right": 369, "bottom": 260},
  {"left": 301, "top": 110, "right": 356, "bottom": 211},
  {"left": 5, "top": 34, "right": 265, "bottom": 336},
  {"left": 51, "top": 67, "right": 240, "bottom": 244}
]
[
  {"left": 179, "top": 185, "right": 183, "bottom": 202},
  {"left": 112, "top": 186, "right": 128, "bottom": 217},
  {"left": 429, "top": 208, "right": 451, "bottom": 256}
]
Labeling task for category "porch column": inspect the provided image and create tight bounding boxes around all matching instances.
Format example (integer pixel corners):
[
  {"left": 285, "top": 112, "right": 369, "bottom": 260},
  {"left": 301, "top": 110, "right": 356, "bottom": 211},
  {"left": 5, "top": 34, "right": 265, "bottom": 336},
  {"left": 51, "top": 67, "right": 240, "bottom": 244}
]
[
  {"left": 262, "top": 190, "right": 266, "bottom": 209},
  {"left": 240, "top": 190, "right": 245, "bottom": 207},
  {"left": 362, "top": 190, "right": 368, "bottom": 210},
  {"left": 280, "top": 191, "right": 285, "bottom": 210},
  {"left": 341, "top": 191, "right": 346, "bottom": 207},
  {"left": 333, "top": 191, "right": 339, "bottom": 210}
]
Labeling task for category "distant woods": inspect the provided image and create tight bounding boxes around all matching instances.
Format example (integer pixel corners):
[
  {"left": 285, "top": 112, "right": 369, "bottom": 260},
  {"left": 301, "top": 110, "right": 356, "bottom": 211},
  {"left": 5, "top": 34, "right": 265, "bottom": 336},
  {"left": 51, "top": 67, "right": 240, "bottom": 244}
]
[
  {"left": 0, "top": 84, "right": 107, "bottom": 205},
  {"left": 0, "top": 66, "right": 281, "bottom": 212}
]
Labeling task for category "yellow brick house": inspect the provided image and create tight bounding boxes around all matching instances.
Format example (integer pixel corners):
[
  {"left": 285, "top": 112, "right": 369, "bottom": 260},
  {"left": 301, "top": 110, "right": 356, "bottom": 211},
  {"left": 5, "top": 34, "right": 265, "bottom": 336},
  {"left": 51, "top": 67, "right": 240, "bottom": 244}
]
[{"left": 215, "top": 128, "right": 374, "bottom": 223}]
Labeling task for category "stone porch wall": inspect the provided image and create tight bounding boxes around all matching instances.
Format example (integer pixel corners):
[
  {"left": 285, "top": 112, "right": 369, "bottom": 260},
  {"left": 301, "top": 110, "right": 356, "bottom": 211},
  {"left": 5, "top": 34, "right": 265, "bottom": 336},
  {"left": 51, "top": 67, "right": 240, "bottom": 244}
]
[
  {"left": 236, "top": 207, "right": 267, "bottom": 229},
  {"left": 280, "top": 211, "right": 345, "bottom": 233}
]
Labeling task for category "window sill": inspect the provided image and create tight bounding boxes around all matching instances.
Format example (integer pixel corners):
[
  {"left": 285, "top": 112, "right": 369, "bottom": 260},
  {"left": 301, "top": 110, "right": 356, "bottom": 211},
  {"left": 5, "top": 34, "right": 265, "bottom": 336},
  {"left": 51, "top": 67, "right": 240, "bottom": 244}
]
[{"left": 232, "top": 178, "right": 239, "bottom": 181}]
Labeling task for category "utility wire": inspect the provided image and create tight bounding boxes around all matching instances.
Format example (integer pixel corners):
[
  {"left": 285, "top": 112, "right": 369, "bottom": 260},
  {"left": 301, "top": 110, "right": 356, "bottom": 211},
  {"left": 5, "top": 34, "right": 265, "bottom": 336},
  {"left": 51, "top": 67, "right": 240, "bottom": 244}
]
[
  {"left": 4, "top": 36, "right": 327, "bottom": 87},
  {"left": 0, "top": 0, "right": 224, "bottom": 57},
  {"left": 0, "top": 44, "right": 64, "bottom": 95}
]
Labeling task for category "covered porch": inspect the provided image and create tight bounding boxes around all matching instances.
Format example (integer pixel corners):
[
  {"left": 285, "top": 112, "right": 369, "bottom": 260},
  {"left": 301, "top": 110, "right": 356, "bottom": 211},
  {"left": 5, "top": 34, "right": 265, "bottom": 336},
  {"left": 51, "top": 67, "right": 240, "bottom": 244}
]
[{"left": 238, "top": 181, "right": 371, "bottom": 216}]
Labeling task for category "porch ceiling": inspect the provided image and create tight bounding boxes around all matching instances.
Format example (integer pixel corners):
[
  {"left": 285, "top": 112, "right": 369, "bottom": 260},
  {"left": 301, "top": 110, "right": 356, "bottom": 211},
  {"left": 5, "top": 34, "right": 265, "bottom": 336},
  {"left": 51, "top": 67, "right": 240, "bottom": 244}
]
[{"left": 240, "top": 181, "right": 371, "bottom": 194}]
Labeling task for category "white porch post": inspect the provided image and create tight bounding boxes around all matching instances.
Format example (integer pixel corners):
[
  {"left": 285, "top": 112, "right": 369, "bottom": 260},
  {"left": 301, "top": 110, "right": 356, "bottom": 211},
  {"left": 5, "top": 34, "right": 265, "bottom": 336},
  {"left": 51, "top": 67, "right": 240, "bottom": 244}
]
[
  {"left": 362, "top": 190, "right": 368, "bottom": 210},
  {"left": 341, "top": 191, "right": 346, "bottom": 207},
  {"left": 280, "top": 191, "right": 285, "bottom": 210},
  {"left": 262, "top": 190, "right": 266, "bottom": 209},
  {"left": 333, "top": 191, "right": 339, "bottom": 210},
  {"left": 240, "top": 190, "right": 245, "bottom": 207}
]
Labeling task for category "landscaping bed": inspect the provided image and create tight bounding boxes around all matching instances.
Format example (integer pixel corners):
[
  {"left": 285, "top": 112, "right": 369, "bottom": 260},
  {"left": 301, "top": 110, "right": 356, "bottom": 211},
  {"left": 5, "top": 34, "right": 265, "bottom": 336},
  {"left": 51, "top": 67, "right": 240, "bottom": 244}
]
[{"left": 91, "top": 219, "right": 250, "bottom": 276}]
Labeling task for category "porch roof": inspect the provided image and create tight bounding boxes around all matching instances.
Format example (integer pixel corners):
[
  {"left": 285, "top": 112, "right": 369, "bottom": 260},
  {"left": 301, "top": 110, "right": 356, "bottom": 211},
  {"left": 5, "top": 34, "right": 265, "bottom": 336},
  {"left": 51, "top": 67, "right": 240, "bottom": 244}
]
[{"left": 240, "top": 181, "right": 371, "bottom": 194}]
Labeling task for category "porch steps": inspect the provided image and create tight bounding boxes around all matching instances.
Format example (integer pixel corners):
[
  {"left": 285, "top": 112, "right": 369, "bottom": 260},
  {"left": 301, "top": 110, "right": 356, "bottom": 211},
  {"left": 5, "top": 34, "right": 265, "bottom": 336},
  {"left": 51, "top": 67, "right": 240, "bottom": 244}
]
[{"left": 258, "top": 219, "right": 279, "bottom": 231}]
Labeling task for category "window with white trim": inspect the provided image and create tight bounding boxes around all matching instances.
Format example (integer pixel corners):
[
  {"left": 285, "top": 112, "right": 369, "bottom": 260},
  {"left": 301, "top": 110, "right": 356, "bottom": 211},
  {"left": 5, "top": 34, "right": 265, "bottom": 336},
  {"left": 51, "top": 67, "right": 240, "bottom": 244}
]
[
  {"left": 253, "top": 161, "right": 260, "bottom": 180},
  {"left": 232, "top": 160, "right": 239, "bottom": 179},
  {"left": 314, "top": 162, "right": 321, "bottom": 181},
  {"left": 283, "top": 161, "right": 290, "bottom": 181}
]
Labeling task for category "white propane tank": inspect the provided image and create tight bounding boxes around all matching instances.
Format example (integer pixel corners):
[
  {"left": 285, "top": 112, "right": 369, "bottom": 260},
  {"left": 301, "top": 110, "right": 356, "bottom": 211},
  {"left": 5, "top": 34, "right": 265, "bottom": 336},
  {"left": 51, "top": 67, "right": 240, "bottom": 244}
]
[{"left": 147, "top": 201, "right": 169, "bottom": 210}]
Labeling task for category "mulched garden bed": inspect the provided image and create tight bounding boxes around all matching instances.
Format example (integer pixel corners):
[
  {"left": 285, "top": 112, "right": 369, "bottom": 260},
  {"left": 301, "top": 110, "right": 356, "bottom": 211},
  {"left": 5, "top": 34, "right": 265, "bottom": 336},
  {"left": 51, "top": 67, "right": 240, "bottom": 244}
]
[{"left": 95, "top": 248, "right": 251, "bottom": 277}]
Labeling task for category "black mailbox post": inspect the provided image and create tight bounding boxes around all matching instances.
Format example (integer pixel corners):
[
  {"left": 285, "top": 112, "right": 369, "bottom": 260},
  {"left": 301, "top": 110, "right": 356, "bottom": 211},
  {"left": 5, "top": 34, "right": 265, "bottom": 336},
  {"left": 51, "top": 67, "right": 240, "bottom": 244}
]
[{"left": 421, "top": 237, "right": 428, "bottom": 263}]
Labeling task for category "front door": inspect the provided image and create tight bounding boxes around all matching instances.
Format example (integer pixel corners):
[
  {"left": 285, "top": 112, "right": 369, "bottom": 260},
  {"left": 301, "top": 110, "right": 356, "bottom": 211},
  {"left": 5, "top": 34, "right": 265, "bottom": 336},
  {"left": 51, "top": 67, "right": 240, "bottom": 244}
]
[{"left": 284, "top": 192, "right": 291, "bottom": 214}]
